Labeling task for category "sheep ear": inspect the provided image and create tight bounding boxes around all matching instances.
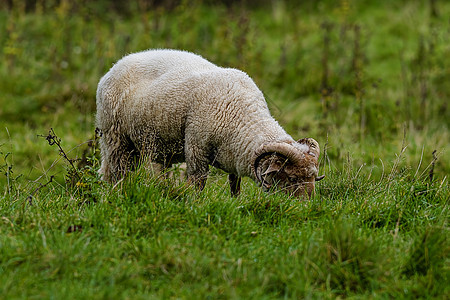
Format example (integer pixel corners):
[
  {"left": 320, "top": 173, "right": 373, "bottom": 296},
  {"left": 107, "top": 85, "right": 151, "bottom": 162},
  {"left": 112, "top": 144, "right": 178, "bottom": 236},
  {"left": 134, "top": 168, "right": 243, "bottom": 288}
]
[
  {"left": 254, "top": 154, "right": 284, "bottom": 189},
  {"left": 260, "top": 159, "right": 286, "bottom": 189},
  {"left": 261, "top": 163, "right": 282, "bottom": 176}
]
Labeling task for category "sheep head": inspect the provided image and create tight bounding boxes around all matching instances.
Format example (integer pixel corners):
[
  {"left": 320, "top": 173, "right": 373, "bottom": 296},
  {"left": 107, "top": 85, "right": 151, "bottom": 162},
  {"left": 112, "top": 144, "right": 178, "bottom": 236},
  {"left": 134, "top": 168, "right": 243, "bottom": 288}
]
[{"left": 253, "top": 138, "right": 324, "bottom": 198}]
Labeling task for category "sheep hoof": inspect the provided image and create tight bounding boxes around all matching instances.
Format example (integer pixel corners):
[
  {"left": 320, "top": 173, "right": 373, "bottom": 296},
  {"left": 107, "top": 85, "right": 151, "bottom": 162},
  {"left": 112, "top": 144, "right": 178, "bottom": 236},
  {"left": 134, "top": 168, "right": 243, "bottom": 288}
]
[{"left": 229, "top": 174, "right": 241, "bottom": 196}]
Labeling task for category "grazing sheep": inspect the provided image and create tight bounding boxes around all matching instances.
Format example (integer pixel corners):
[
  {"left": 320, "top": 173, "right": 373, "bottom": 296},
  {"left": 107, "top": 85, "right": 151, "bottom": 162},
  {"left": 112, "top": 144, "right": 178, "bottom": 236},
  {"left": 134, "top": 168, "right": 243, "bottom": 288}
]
[{"left": 96, "top": 49, "right": 324, "bottom": 197}]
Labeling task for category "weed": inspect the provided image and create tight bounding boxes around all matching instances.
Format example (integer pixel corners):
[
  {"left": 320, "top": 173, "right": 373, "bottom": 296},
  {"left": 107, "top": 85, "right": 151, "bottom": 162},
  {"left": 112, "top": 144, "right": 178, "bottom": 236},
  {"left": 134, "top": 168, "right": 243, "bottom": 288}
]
[
  {"left": 0, "top": 150, "right": 21, "bottom": 198},
  {"left": 35, "top": 128, "right": 103, "bottom": 204},
  {"left": 25, "top": 175, "right": 54, "bottom": 205},
  {"left": 39, "top": 128, "right": 81, "bottom": 185}
]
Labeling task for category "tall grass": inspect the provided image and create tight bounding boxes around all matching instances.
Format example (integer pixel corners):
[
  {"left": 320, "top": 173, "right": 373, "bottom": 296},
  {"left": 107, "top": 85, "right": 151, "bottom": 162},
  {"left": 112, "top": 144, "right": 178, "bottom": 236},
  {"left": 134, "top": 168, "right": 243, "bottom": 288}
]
[{"left": 0, "top": 149, "right": 447, "bottom": 298}]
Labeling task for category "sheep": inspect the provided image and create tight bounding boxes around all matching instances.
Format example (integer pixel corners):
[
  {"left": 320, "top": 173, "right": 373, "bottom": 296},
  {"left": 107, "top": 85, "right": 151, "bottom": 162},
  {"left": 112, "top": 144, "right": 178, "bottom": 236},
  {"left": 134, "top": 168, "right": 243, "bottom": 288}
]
[{"left": 96, "top": 49, "right": 324, "bottom": 197}]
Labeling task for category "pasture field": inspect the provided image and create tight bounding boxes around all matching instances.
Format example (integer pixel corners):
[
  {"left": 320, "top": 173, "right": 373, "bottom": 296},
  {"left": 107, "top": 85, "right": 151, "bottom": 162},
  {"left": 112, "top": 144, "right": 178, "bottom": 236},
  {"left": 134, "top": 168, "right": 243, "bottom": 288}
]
[{"left": 0, "top": 0, "right": 448, "bottom": 298}]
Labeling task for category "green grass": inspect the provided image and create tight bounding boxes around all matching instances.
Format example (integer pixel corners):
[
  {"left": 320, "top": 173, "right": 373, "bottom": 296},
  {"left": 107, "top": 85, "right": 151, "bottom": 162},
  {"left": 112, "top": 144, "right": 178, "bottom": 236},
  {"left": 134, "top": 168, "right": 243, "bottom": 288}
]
[
  {"left": 1, "top": 164, "right": 448, "bottom": 298},
  {"left": 1, "top": 0, "right": 449, "bottom": 298}
]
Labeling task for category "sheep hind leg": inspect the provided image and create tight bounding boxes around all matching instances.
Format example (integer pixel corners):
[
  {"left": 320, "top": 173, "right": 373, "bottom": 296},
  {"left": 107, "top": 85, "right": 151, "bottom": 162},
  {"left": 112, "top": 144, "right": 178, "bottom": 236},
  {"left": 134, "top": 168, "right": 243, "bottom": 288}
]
[
  {"left": 229, "top": 174, "right": 241, "bottom": 196},
  {"left": 99, "top": 133, "right": 139, "bottom": 183}
]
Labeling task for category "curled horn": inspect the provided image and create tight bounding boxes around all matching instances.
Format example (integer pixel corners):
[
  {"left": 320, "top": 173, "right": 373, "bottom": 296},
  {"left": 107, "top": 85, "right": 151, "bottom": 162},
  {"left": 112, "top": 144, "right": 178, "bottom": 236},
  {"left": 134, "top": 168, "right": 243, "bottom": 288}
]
[
  {"left": 298, "top": 138, "right": 320, "bottom": 159},
  {"left": 298, "top": 138, "right": 325, "bottom": 181},
  {"left": 253, "top": 142, "right": 304, "bottom": 181}
]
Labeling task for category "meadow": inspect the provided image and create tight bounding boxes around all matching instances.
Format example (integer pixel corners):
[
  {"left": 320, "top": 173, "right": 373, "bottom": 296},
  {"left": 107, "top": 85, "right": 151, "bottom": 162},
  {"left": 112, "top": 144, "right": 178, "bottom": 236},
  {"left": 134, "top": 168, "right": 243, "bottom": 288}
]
[{"left": 0, "top": 0, "right": 448, "bottom": 298}]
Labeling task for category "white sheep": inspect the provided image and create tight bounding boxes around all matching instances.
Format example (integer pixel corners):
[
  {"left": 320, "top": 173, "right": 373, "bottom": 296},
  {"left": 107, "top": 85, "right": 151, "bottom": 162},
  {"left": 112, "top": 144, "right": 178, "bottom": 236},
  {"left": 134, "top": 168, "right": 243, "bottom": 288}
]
[{"left": 96, "top": 49, "right": 324, "bottom": 197}]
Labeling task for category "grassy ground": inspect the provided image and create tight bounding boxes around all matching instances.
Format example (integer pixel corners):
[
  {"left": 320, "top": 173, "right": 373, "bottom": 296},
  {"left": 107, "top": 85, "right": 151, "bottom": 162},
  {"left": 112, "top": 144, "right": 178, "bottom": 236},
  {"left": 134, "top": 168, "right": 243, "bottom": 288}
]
[
  {"left": 1, "top": 165, "right": 448, "bottom": 298},
  {"left": 1, "top": 0, "right": 449, "bottom": 298}
]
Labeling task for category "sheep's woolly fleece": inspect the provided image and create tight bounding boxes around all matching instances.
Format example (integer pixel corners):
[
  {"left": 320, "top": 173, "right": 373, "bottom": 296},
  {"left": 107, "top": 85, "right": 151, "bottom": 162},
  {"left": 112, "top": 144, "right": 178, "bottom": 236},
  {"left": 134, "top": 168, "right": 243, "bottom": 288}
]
[{"left": 96, "top": 49, "right": 310, "bottom": 185}]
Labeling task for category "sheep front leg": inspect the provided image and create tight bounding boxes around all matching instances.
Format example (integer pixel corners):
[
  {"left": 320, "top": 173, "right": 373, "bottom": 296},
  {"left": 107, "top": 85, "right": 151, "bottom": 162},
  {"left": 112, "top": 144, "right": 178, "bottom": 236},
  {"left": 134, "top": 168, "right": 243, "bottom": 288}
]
[
  {"left": 187, "top": 173, "right": 207, "bottom": 190},
  {"left": 186, "top": 162, "right": 208, "bottom": 190},
  {"left": 229, "top": 174, "right": 241, "bottom": 196}
]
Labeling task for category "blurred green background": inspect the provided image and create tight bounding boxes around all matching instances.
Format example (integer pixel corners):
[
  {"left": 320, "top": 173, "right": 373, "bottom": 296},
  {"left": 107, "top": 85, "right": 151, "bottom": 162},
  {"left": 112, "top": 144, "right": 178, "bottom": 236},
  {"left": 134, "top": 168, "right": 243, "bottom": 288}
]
[{"left": 1, "top": 0, "right": 449, "bottom": 188}]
